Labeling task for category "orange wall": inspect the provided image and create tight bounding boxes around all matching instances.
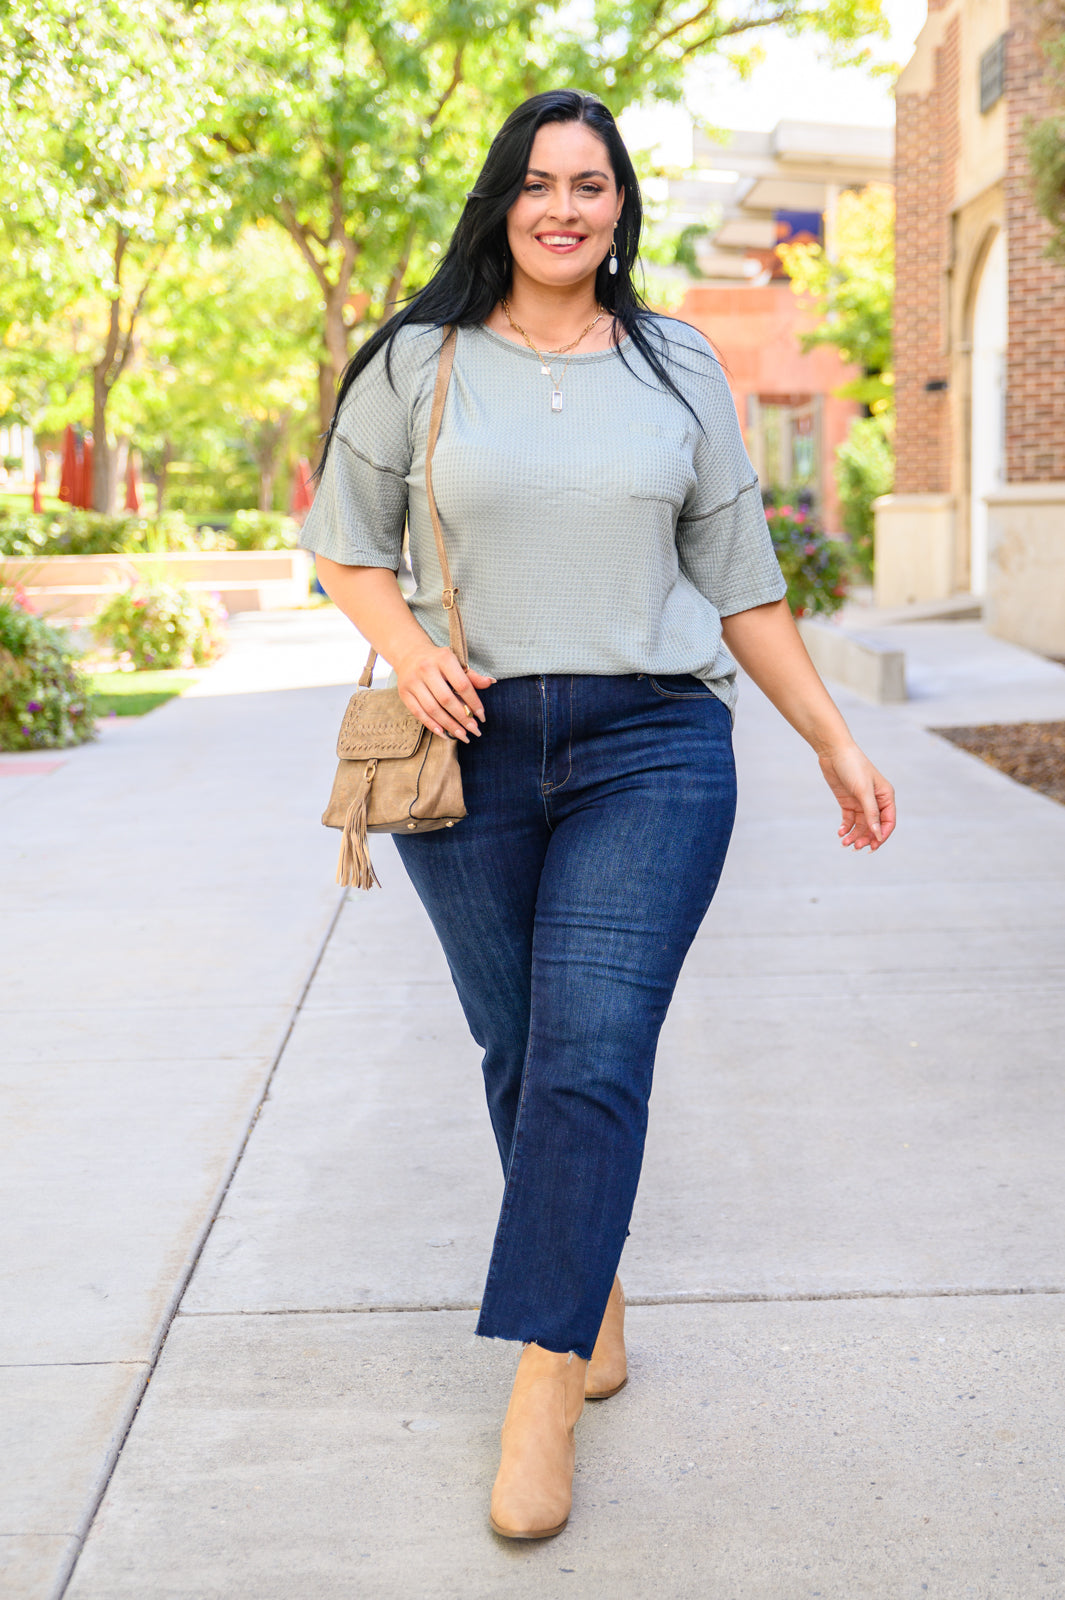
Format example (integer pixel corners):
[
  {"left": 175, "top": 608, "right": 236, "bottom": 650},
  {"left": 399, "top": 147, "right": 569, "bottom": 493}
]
[{"left": 674, "top": 282, "right": 862, "bottom": 533}]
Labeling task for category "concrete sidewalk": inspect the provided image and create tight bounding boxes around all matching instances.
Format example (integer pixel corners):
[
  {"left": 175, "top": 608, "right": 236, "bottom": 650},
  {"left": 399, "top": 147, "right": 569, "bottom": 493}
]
[{"left": 4, "top": 611, "right": 1065, "bottom": 1599}]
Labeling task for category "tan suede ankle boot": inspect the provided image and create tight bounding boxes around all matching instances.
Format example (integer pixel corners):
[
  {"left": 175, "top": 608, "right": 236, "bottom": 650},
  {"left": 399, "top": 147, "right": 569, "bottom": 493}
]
[
  {"left": 585, "top": 1276, "right": 627, "bottom": 1400},
  {"left": 489, "top": 1342, "right": 588, "bottom": 1539}
]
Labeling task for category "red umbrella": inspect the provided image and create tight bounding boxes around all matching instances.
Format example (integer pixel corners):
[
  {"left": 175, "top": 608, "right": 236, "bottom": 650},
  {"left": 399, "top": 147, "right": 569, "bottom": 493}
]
[
  {"left": 124, "top": 452, "right": 142, "bottom": 512},
  {"left": 75, "top": 436, "right": 94, "bottom": 509},
  {"left": 32, "top": 472, "right": 44, "bottom": 513},
  {"left": 290, "top": 456, "right": 314, "bottom": 523},
  {"left": 58, "top": 426, "right": 78, "bottom": 503}
]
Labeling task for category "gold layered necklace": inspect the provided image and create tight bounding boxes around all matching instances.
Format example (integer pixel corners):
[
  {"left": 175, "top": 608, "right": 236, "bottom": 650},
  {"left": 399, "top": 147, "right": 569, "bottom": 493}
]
[{"left": 501, "top": 298, "right": 607, "bottom": 413}]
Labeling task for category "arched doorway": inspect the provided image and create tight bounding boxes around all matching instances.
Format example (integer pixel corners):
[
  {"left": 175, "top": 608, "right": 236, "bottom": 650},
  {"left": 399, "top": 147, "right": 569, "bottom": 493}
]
[{"left": 969, "top": 230, "right": 1007, "bottom": 596}]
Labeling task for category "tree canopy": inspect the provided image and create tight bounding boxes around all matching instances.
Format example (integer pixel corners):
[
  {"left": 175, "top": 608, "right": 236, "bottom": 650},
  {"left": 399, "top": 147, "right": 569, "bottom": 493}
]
[
  {"left": 0, "top": 0, "right": 891, "bottom": 507},
  {"left": 201, "top": 0, "right": 891, "bottom": 430}
]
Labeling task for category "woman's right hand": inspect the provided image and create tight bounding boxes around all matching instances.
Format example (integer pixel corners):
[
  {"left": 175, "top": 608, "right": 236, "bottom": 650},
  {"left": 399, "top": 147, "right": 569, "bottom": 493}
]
[{"left": 395, "top": 643, "right": 494, "bottom": 743}]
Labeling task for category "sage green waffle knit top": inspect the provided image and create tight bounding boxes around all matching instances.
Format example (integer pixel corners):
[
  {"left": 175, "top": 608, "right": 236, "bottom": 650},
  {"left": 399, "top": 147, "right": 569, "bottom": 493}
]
[{"left": 299, "top": 317, "right": 786, "bottom": 715}]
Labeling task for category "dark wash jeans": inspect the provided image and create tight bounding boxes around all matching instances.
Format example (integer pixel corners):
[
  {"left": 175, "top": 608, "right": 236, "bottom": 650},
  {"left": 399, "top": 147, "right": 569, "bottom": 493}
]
[{"left": 394, "top": 673, "right": 736, "bottom": 1359}]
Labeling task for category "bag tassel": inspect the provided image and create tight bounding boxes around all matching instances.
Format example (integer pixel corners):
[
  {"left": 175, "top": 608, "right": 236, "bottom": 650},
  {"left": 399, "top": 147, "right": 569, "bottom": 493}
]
[{"left": 336, "top": 760, "right": 381, "bottom": 890}]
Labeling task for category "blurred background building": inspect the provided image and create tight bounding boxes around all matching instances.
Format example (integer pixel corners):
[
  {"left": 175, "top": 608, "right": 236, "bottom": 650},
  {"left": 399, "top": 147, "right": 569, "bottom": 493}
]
[{"left": 658, "top": 120, "right": 894, "bottom": 535}]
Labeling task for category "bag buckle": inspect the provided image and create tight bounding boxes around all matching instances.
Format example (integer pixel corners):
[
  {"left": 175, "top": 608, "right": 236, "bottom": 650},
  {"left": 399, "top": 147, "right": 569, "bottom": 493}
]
[{"left": 442, "top": 586, "right": 459, "bottom": 610}]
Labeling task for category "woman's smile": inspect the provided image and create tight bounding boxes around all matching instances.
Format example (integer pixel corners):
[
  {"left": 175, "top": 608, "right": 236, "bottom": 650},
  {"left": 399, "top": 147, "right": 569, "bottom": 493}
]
[{"left": 536, "top": 233, "right": 587, "bottom": 252}]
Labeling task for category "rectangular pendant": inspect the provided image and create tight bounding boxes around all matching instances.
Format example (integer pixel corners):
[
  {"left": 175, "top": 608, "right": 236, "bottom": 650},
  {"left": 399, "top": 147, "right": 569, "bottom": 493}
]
[{"left": 551, "top": 391, "right": 563, "bottom": 413}]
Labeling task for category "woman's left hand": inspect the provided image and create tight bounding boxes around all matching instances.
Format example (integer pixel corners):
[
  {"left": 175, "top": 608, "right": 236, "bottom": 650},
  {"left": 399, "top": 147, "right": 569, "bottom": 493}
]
[{"left": 818, "top": 742, "right": 896, "bottom": 851}]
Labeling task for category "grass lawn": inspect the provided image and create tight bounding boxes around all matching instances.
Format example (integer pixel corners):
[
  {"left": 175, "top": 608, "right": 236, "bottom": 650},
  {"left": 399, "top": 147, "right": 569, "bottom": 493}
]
[
  {"left": 0, "top": 487, "right": 65, "bottom": 514},
  {"left": 90, "top": 670, "right": 197, "bottom": 718}
]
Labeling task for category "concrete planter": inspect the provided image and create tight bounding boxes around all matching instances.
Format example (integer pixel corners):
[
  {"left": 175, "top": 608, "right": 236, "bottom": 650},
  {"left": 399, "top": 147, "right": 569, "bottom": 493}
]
[{"left": 1, "top": 549, "right": 314, "bottom": 619}]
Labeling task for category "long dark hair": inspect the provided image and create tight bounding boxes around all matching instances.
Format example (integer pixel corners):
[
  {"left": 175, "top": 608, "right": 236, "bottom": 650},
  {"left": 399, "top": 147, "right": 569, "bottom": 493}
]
[{"left": 315, "top": 89, "right": 701, "bottom": 476}]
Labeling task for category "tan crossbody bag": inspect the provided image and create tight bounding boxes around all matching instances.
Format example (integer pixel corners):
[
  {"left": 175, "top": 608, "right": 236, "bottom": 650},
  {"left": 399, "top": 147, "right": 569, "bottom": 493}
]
[{"left": 321, "top": 326, "right": 468, "bottom": 889}]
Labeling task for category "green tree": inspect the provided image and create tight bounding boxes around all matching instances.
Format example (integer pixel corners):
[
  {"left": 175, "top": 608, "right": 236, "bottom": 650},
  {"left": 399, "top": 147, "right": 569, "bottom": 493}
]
[
  {"left": 1026, "top": 0, "right": 1065, "bottom": 258},
  {"left": 777, "top": 183, "right": 894, "bottom": 412},
  {"left": 0, "top": 0, "right": 228, "bottom": 510},
  {"left": 202, "top": 0, "right": 890, "bottom": 431},
  {"left": 132, "top": 225, "right": 320, "bottom": 512}
]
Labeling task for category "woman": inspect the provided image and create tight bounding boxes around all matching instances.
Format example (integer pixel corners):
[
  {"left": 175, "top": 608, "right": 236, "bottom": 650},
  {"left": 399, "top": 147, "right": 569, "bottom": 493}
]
[{"left": 301, "top": 89, "right": 895, "bottom": 1541}]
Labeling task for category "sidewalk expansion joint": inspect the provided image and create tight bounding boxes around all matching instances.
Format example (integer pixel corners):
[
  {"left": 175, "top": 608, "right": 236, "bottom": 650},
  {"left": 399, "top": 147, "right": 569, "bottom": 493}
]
[
  {"left": 176, "top": 1283, "right": 1065, "bottom": 1318},
  {"left": 0, "top": 1359, "right": 148, "bottom": 1369}
]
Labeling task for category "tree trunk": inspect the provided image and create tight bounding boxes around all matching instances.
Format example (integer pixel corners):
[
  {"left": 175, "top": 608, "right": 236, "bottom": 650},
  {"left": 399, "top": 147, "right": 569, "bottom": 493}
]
[
  {"left": 255, "top": 418, "right": 288, "bottom": 512},
  {"left": 114, "top": 436, "right": 130, "bottom": 508},
  {"left": 91, "top": 367, "right": 114, "bottom": 514},
  {"left": 318, "top": 361, "right": 336, "bottom": 443},
  {"left": 148, "top": 438, "right": 173, "bottom": 515},
  {"left": 319, "top": 287, "right": 350, "bottom": 435},
  {"left": 90, "top": 228, "right": 159, "bottom": 513}
]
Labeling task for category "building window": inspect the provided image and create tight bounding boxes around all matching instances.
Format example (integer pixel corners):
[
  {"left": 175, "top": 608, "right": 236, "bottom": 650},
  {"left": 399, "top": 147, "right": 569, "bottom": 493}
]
[{"left": 980, "top": 35, "right": 1006, "bottom": 114}]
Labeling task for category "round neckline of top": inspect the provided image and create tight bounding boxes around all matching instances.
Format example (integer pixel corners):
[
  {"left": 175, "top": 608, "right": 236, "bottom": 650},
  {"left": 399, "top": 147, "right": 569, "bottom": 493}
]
[{"left": 473, "top": 322, "right": 631, "bottom": 363}]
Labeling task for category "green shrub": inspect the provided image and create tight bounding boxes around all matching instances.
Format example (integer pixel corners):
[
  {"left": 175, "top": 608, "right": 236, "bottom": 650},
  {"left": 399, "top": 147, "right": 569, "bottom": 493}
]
[
  {"left": 0, "top": 510, "right": 134, "bottom": 558},
  {"left": 227, "top": 510, "right": 297, "bottom": 550},
  {"left": 0, "top": 589, "right": 95, "bottom": 750},
  {"left": 0, "top": 509, "right": 204, "bottom": 559},
  {"left": 92, "top": 578, "right": 228, "bottom": 670},
  {"left": 766, "top": 504, "right": 849, "bottom": 618},
  {"left": 835, "top": 416, "right": 894, "bottom": 583},
  {"left": 0, "top": 508, "right": 291, "bottom": 559}
]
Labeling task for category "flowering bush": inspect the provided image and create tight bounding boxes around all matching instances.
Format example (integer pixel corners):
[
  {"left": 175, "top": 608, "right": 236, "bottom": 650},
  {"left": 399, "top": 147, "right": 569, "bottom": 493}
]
[
  {"left": 0, "top": 589, "right": 94, "bottom": 750},
  {"left": 92, "top": 578, "right": 228, "bottom": 670},
  {"left": 765, "top": 503, "right": 850, "bottom": 618}
]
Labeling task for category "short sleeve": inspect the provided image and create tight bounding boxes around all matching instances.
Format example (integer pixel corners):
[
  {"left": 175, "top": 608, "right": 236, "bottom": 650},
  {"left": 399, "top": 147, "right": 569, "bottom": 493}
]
[
  {"left": 664, "top": 323, "right": 787, "bottom": 618},
  {"left": 298, "top": 335, "right": 420, "bottom": 569}
]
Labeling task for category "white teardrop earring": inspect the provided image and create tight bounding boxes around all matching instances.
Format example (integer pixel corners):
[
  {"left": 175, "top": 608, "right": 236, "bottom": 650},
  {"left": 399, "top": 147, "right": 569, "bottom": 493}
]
[{"left": 608, "top": 232, "right": 618, "bottom": 276}]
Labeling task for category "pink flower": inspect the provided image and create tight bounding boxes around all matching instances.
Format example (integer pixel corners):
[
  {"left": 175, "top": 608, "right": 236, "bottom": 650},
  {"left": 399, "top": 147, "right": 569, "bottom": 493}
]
[
  {"left": 779, "top": 505, "right": 794, "bottom": 517},
  {"left": 804, "top": 542, "right": 817, "bottom": 556}
]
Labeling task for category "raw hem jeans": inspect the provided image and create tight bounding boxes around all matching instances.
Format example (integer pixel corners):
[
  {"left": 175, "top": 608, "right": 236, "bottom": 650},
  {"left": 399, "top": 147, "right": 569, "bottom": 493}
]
[{"left": 394, "top": 673, "right": 736, "bottom": 1359}]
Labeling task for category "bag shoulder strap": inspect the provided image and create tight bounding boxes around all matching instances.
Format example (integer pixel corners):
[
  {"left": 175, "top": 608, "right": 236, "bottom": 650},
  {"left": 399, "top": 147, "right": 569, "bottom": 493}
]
[{"left": 359, "top": 325, "right": 465, "bottom": 687}]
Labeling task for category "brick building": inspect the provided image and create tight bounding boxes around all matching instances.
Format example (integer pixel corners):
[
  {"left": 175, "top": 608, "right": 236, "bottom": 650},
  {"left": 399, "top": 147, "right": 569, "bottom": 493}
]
[{"left": 875, "top": 0, "right": 1065, "bottom": 652}]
